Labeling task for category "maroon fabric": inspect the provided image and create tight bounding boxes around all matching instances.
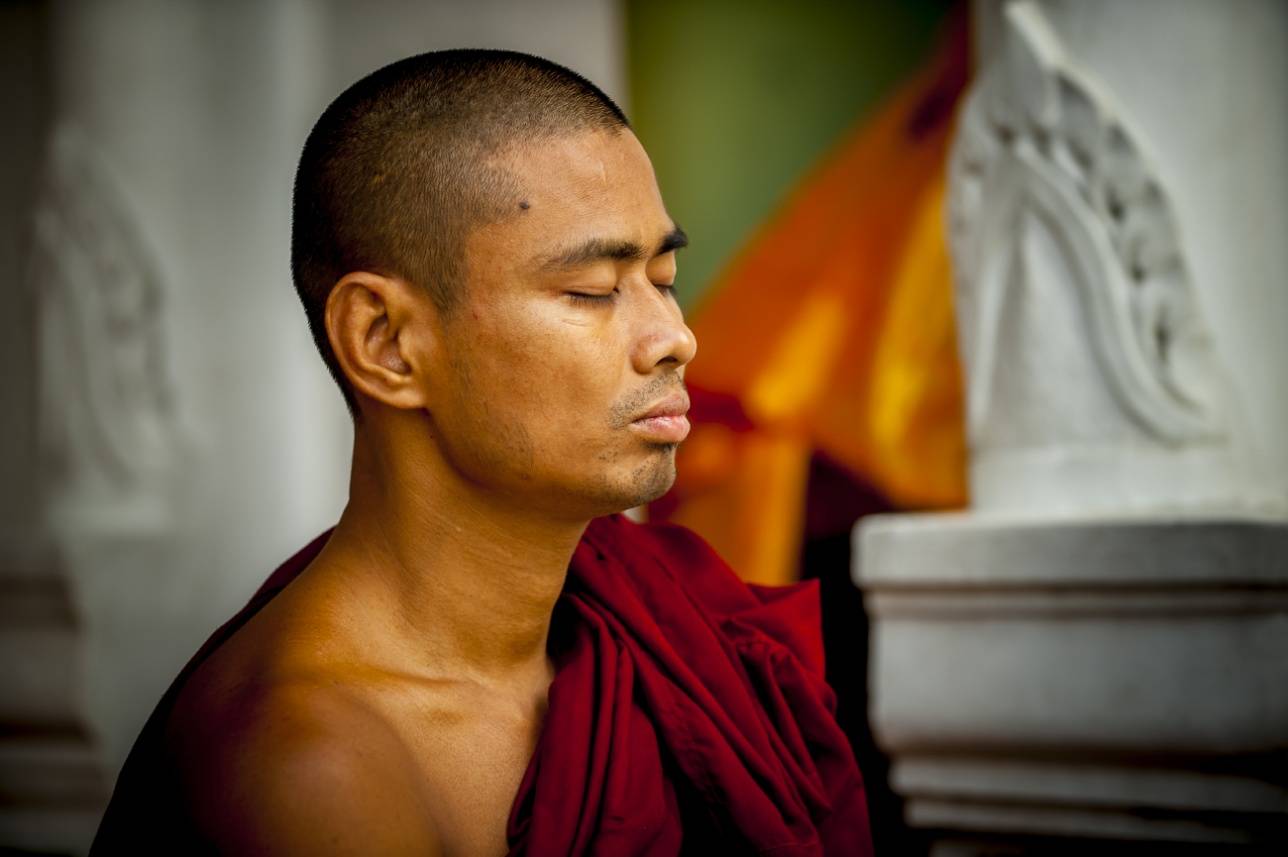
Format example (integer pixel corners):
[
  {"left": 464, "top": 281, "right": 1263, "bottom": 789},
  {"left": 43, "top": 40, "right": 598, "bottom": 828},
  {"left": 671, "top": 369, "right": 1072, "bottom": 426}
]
[
  {"left": 507, "top": 515, "right": 872, "bottom": 855},
  {"left": 92, "top": 517, "right": 872, "bottom": 855}
]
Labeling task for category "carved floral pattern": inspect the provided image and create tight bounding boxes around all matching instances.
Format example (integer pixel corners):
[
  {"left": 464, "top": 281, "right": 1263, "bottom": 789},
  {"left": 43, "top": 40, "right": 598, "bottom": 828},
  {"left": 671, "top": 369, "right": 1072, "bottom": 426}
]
[
  {"left": 948, "top": 0, "right": 1227, "bottom": 446},
  {"left": 28, "top": 124, "right": 179, "bottom": 529}
]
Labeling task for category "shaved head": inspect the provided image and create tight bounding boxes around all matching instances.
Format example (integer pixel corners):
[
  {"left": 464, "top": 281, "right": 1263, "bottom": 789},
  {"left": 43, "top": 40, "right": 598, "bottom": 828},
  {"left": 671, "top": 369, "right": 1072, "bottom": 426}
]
[{"left": 290, "top": 49, "right": 629, "bottom": 414}]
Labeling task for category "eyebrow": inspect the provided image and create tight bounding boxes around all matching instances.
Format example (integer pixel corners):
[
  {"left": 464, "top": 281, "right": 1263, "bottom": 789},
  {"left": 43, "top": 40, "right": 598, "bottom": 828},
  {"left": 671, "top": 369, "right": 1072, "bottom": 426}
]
[{"left": 538, "top": 225, "right": 688, "bottom": 271}]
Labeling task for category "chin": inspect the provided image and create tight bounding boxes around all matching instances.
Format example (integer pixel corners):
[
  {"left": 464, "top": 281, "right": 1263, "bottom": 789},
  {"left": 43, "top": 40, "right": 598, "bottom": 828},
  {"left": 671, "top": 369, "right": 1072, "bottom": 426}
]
[
  {"left": 578, "top": 455, "right": 676, "bottom": 518},
  {"left": 623, "top": 455, "right": 678, "bottom": 509}
]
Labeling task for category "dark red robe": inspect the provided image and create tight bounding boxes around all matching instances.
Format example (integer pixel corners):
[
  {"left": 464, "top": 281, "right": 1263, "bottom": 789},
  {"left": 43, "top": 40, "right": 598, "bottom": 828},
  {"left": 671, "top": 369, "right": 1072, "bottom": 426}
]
[{"left": 91, "top": 516, "right": 873, "bottom": 855}]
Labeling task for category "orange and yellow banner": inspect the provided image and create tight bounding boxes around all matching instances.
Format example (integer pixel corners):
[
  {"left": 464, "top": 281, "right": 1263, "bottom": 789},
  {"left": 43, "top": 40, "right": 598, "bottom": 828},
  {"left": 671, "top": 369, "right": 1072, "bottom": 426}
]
[{"left": 653, "top": 22, "right": 971, "bottom": 585}]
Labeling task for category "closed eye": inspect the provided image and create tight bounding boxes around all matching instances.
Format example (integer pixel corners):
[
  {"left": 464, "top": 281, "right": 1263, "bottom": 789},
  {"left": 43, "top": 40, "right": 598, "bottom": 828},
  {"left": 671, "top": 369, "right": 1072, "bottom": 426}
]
[{"left": 566, "top": 290, "right": 617, "bottom": 306}]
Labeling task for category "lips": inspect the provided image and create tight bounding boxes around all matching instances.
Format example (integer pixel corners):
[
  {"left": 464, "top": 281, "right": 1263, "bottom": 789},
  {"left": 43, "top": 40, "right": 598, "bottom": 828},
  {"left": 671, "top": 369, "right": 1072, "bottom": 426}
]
[{"left": 630, "top": 391, "right": 691, "bottom": 443}]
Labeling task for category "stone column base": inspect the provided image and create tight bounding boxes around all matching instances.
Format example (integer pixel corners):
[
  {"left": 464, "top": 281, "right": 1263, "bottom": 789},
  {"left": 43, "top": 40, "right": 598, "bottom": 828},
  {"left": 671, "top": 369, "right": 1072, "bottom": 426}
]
[
  {"left": 0, "top": 545, "right": 106, "bottom": 856},
  {"left": 0, "top": 737, "right": 105, "bottom": 855},
  {"left": 854, "top": 513, "right": 1288, "bottom": 851}
]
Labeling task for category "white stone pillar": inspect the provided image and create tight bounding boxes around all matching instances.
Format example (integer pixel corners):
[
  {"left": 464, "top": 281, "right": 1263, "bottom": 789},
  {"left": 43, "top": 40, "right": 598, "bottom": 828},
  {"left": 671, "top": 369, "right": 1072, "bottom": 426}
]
[
  {"left": 856, "top": 0, "right": 1288, "bottom": 851},
  {"left": 0, "top": 3, "right": 110, "bottom": 853}
]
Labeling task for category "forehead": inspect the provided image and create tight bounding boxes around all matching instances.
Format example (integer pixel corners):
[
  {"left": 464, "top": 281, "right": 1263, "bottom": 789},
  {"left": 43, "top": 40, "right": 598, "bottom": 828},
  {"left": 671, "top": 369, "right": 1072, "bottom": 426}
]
[{"left": 467, "top": 128, "right": 675, "bottom": 275}]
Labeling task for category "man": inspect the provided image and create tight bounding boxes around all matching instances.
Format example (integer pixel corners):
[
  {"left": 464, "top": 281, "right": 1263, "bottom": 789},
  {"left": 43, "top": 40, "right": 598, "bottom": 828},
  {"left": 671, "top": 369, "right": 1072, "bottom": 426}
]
[{"left": 92, "top": 50, "right": 872, "bottom": 855}]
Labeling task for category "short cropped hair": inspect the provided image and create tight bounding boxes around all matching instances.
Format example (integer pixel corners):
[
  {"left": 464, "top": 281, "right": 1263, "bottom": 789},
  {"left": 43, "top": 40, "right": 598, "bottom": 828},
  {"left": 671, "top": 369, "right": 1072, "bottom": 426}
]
[{"left": 290, "top": 49, "right": 629, "bottom": 416}]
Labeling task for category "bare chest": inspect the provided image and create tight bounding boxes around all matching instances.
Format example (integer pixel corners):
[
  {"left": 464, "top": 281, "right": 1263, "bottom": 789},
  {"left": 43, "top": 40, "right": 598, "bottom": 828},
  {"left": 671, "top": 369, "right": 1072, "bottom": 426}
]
[{"left": 376, "top": 690, "right": 546, "bottom": 857}]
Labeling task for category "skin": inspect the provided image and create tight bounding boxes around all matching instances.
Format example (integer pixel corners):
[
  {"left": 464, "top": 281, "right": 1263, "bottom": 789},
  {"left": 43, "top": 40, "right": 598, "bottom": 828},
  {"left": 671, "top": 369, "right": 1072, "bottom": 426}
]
[{"left": 167, "top": 126, "right": 696, "bottom": 856}]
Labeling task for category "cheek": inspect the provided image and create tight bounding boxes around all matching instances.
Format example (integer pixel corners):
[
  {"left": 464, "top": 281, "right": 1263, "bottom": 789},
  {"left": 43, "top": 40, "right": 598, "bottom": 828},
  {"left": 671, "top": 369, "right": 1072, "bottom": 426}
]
[
  {"left": 460, "top": 312, "right": 617, "bottom": 442},
  {"left": 436, "top": 347, "right": 535, "bottom": 484}
]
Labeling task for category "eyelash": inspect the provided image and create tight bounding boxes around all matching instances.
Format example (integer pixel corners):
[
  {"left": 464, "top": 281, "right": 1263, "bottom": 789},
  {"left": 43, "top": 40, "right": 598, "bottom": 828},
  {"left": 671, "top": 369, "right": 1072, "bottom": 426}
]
[
  {"left": 567, "top": 291, "right": 617, "bottom": 306},
  {"left": 566, "top": 284, "right": 677, "bottom": 306}
]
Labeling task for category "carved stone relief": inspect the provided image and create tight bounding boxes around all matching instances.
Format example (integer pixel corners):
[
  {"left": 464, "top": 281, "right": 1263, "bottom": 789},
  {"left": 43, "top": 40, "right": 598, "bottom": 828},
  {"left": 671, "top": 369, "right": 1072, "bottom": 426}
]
[
  {"left": 947, "top": 0, "right": 1256, "bottom": 515},
  {"left": 28, "top": 123, "right": 181, "bottom": 534}
]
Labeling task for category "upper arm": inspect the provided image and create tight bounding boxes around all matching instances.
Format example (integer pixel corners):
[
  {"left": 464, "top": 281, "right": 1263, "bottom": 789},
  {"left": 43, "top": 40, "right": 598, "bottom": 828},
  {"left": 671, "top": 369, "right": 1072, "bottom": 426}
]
[{"left": 172, "top": 683, "right": 441, "bottom": 856}]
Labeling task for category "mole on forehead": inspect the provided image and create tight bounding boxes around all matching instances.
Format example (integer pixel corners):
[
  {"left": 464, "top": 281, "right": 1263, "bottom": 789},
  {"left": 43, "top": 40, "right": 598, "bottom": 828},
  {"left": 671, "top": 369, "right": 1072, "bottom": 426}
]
[{"left": 519, "top": 200, "right": 531, "bottom": 210}]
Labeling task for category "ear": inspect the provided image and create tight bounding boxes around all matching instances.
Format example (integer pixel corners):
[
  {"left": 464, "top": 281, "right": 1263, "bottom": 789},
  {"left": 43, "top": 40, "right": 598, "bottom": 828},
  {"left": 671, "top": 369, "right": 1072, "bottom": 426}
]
[{"left": 324, "top": 271, "right": 433, "bottom": 411}]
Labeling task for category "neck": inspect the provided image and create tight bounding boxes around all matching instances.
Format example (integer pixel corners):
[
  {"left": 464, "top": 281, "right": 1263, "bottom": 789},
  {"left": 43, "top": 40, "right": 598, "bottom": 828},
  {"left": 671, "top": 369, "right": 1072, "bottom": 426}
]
[{"left": 321, "top": 417, "right": 587, "bottom": 684}]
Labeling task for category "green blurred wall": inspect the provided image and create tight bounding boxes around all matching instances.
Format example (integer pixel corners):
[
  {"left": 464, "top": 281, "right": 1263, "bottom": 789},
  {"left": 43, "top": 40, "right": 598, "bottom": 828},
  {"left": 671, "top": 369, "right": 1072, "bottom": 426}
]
[{"left": 626, "top": 0, "right": 950, "bottom": 311}]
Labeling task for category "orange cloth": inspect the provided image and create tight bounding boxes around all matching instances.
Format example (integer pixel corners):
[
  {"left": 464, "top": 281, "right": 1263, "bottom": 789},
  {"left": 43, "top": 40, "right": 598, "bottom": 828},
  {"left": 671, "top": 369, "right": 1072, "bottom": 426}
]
[{"left": 658, "top": 24, "right": 970, "bottom": 585}]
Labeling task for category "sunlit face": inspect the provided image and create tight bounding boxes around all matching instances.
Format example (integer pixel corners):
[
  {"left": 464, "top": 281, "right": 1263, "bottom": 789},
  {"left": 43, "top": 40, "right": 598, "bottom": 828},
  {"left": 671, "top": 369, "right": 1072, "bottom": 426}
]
[{"left": 426, "top": 128, "right": 697, "bottom": 520}]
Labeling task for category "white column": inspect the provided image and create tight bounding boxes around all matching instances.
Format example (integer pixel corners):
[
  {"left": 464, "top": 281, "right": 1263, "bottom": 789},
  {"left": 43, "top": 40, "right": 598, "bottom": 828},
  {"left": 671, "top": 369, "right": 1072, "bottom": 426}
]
[
  {"left": 856, "top": 1, "right": 1288, "bottom": 852},
  {"left": 0, "top": 2, "right": 109, "bottom": 851}
]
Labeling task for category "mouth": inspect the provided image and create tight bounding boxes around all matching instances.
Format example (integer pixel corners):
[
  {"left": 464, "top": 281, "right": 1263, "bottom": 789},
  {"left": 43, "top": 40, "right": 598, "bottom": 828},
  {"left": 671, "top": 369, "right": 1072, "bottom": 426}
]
[{"left": 629, "top": 391, "right": 691, "bottom": 443}]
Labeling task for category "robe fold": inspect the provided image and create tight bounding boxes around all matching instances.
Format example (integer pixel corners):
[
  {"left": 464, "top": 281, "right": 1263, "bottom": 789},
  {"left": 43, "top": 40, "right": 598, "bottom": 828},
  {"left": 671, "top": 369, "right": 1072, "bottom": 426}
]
[{"left": 91, "top": 516, "right": 873, "bottom": 855}]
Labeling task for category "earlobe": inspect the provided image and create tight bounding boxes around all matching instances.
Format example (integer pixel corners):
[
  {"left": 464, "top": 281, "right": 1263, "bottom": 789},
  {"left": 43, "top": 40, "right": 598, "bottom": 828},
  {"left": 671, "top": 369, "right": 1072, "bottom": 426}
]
[{"left": 324, "top": 272, "right": 431, "bottom": 411}]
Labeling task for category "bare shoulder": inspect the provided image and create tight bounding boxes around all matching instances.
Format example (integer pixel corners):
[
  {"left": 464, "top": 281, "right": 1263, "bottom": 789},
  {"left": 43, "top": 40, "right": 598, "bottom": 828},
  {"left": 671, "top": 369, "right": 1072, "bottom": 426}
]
[
  {"left": 165, "top": 583, "right": 443, "bottom": 857},
  {"left": 168, "top": 670, "right": 441, "bottom": 856}
]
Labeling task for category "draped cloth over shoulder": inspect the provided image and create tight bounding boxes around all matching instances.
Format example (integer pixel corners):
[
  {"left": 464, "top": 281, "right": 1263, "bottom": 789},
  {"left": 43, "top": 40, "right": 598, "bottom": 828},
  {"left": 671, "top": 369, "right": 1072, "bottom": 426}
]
[
  {"left": 91, "top": 516, "right": 872, "bottom": 855},
  {"left": 507, "top": 516, "right": 872, "bottom": 855}
]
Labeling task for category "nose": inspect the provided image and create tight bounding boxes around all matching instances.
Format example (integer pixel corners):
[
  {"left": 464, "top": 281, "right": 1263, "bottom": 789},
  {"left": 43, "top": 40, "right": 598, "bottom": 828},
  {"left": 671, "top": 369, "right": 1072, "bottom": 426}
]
[{"left": 630, "top": 289, "right": 698, "bottom": 375}]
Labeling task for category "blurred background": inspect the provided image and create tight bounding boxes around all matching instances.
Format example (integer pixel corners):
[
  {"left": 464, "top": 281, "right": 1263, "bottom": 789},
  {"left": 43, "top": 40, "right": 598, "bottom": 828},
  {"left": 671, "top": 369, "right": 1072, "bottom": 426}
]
[{"left": 2, "top": 1, "right": 1285, "bottom": 855}]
